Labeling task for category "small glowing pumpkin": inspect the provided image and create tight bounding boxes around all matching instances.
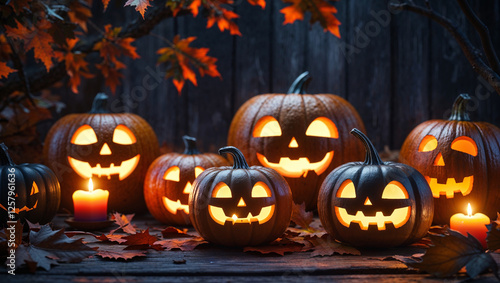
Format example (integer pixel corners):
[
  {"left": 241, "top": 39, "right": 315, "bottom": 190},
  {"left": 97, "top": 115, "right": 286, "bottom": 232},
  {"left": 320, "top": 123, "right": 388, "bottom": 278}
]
[
  {"left": 43, "top": 93, "right": 159, "bottom": 213},
  {"left": 400, "top": 94, "right": 500, "bottom": 224},
  {"left": 189, "top": 146, "right": 293, "bottom": 246},
  {"left": 144, "top": 136, "right": 230, "bottom": 225},
  {"left": 0, "top": 143, "right": 61, "bottom": 226},
  {"left": 228, "top": 72, "right": 366, "bottom": 211},
  {"left": 318, "top": 129, "right": 434, "bottom": 248}
]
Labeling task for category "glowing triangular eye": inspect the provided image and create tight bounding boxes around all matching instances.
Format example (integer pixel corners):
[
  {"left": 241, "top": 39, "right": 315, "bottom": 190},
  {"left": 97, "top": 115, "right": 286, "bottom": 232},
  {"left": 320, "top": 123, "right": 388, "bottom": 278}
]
[
  {"left": 306, "top": 117, "right": 338, "bottom": 138},
  {"left": 419, "top": 135, "right": 437, "bottom": 152},
  {"left": 451, "top": 136, "right": 478, "bottom": 156},
  {"left": 253, "top": 116, "right": 282, "bottom": 137},
  {"left": 382, "top": 181, "right": 409, "bottom": 199},
  {"left": 336, "top": 180, "right": 356, "bottom": 198},
  {"left": 31, "top": 182, "right": 39, "bottom": 195},
  {"left": 212, "top": 182, "right": 232, "bottom": 198},
  {"left": 163, "top": 166, "right": 180, "bottom": 182},
  {"left": 194, "top": 166, "right": 205, "bottom": 178},
  {"left": 71, "top": 125, "right": 98, "bottom": 145},
  {"left": 113, "top": 125, "right": 136, "bottom": 145},
  {"left": 252, "top": 182, "right": 272, "bottom": 197}
]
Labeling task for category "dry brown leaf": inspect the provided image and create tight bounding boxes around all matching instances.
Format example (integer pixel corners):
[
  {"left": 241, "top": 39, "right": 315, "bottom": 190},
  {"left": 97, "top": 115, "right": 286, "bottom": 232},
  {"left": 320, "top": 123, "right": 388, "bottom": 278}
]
[
  {"left": 161, "top": 226, "right": 195, "bottom": 238},
  {"left": 95, "top": 234, "right": 127, "bottom": 244},
  {"left": 110, "top": 212, "right": 136, "bottom": 234},
  {"left": 244, "top": 238, "right": 305, "bottom": 256},
  {"left": 155, "top": 237, "right": 208, "bottom": 251},
  {"left": 291, "top": 202, "right": 313, "bottom": 230},
  {"left": 97, "top": 249, "right": 147, "bottom": 260},
  {"left": 307, "top": 234, "right": 360, "bottom": 256}
]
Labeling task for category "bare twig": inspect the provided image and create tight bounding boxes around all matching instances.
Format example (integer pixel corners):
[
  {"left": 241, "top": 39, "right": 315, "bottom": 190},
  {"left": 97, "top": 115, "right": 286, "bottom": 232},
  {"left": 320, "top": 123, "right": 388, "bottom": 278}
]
[
  {"left": 390, "top": 2, "right": 500, "bottom": 96},
  {"left": 456, "top": 0, "right": 500, "bottom": 74}
]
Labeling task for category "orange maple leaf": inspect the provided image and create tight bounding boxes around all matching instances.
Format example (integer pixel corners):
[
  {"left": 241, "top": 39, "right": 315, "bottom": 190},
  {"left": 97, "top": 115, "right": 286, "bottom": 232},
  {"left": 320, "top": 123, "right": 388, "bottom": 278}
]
[
  {"left": 124, "top": 0, "right": 152, "bottom": 19},
  {"left": 5, "top": 19, "right": 56, "bottom": 70},
  {"left": 0, "top": 61, "right": 17, "bottom": 79},
  {"left": 57, "top": 38, "right": 94, "bottom": 93},
  {"left": 102, "top": 0, "right": 110, "bottom": 11},
  {"left": 247, "top": 0, "right": 266, "bottom": 9},
  {"left": 157, "top": 35, "right": 221, "bottom": 93},
  {"left": 68, "top": 0, "right": 92, "bottom": 32},
  {"left": 189, "top": 0, "right": 241, "bottom": 36},
  {"left": 281, "top": 0, "right": 341, "bottom": 38},
  {"left": 93, "top": 25, "right": 140, "bottom": 93}
]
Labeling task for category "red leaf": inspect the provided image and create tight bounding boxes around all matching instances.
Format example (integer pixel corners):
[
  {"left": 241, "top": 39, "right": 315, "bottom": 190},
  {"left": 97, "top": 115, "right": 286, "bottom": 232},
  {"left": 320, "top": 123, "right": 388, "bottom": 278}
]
[
  {"left": 244, "top": 238, "right": 305, "bottom": 256},
  {"left": 154, "top": 237, "right": 208, "bottom": 251},
  {"left": 161, "top": 226, "right": 195, "bottom": 238},
  {"left": 68, "top": 1, "right": 92, "bottom": 32},
  {"left": 0, "top": 61, "right": 16, "bottom": 79},
  {"left": 247, "top": 0, "right": 266, "bottom": 9},
  {"left": 291, "top": 202, "right": 313, "bottom": 230},
  {"left": 123, "top": 229, "right": 158, "bottom": 247},
  {"left": 124, "top": 0, "right": 152, "bottom": 19},
  {"left": 110, "top": 212, "right": 137, "bottom": 234},
  {"left": 97, "top": 249, "right": 147, "bottom": 260},
  {"left": 6, "top": 20, "right": 56, "bottom": 70},
  {"left": 95, "top": 234, "right": 127, "bottom": 244},
  {"left": 280, "top": 0, "right": 341, "bottom": 38}
]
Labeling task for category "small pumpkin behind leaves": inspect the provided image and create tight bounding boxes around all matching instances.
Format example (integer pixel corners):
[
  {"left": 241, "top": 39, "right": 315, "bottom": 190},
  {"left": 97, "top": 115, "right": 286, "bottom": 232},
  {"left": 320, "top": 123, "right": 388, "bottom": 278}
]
[
  {"left": 0, "top": 143, "right": 61, "bottom": 226},
  {"left": 189, "top": 146, "right": 293, "bottom": 246},
  {"left": 144, "top": 136, "right": 230, "bottom": 225},
  {"left": 318, "top": 129, "right": 434, "bottom": 248}
]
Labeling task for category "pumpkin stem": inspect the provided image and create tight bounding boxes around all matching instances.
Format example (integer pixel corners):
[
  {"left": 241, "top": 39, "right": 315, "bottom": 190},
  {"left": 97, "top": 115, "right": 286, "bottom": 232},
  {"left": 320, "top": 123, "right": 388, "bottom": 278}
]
[
  {"left": 0, "top": 143, "right": 15, "bottom": 166},
  {"left": 89, "top": 93, "right": 109, "bottom": 114},
  {"left": 287, "top": 71, "right": 311, "bottom": 94},
  {"left": 449, "top": 93, "right": 471, "bottom": 121},
  {"left": 219, "top": 146, "right": 250, "bottom": 169},
  {"left": 350, "top": 128, "right": 383, "bottom": 165},
  {"left": 183, "top": 136, "right": 201, "bottom": 155}
]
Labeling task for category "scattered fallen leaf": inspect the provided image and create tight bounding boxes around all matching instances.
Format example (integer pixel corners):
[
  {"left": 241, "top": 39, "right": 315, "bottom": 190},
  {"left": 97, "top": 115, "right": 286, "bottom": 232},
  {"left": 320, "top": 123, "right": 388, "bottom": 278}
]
[
  {"left": 291, "top": 202, "right": 313, "bottom": 230},
  {"left": 161, "top": 226, "right": 195, "bottom": 238},
  {"left": 410, "top": 228, "right": 498, "bottom": 278},
  {"left": 95, "top": 234, "right": 127, "bottom": 244},
  {"left": 307, "top": 234, "right": 360, "bottom": 256},
  {"left": 97, "top": 249, "right": 147, "bottom": 260},
  {"left": 155, "top": 237, "right": 208, "bottom": 251},
  {"left": 373, "top": 253, "right": 423, "bottom": 265},
  {"left": 122, "top": 229, "right": 161, "bottom": 250},
  {"left": 244, "top": 238, "right": 305, "bottom": 256},
  {"left": 110, "top": 212, "right": 137, "bottom": 234}
]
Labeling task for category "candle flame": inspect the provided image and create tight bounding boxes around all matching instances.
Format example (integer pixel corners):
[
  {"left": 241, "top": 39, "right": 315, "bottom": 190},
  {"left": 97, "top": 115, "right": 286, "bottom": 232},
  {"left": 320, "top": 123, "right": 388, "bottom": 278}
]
[
  {"left": 88, "top": 178, "right": 94, "bottom": 192},
  {"left": 232, "top": 214, "right": 238, "bottom": 220},
  {"left": 467, "top": 203, "right": 472, "bottom": 217}
]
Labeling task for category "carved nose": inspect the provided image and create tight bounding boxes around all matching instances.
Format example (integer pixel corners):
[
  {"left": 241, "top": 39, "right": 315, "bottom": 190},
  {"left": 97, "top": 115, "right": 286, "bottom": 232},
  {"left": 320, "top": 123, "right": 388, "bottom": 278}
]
[
  {"left": 364, "top": 197, "right": 372, "bottom": 206},
  {"left": 237, "top": 197, "right": 246, "bottom": 207},
  {"left": 434, "top": 153, "right": 445, "bottom": 166},
  {"left": 100, "top": 143, "right": 112, "bottom": 155},
  {"left": 288, "top": 137, "right": 299, "bottom": 148}
]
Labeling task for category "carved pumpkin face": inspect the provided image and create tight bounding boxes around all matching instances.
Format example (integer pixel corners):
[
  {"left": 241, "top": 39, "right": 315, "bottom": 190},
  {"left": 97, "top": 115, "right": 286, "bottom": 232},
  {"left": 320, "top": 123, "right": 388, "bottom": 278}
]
[
  {"left": 318, "top": 129, "right": 434, "bottom": 248},
  {"left": 68, "top": 124, "right": 140, "bottom": 180},
  {"left": 400, "top": 94, "right": 500, "bottom": 224},
  {"left": 228, "top": 72, "right": 365, "bottom": 210},
  {"left": 0, "top": 182, "right": 39, "bottom": 214},
  {"left": 144, "top": 136, "right": 230, "bottom": 226},
  {"left": 43, "top": 93, "right": 160, "bottom": 214},
  {"left": 189, "top": 146, "right": 293, "bottom": 246}
]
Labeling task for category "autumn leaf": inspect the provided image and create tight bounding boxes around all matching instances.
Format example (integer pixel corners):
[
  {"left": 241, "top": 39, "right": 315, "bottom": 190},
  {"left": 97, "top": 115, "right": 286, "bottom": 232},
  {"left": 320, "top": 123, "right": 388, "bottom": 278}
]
[
  {"left": 14, "top": 225, "right": 96, "bottom": 271},
  {"left": 110, "top": 212, "right": 137, "bottom": 234},
  {"left": 157, "top": 35, "right": 220, "bottom": 92},
  {"left": 307, "top": 234, "right": 360, "bottom": 257},
  {"left": 94, "top": 25, "right": 140, "bottom": 93},
  {"left": 280, "top": 0, "right": 341, "bottom": 38},
  {"left": 247, "top": 0, "right": 266, "bottom": 9},
  {"left": 97, "top": 249, "right": 147, "bottom": 260},
  {"left": 189, "top": 0, "right": 241, "bottom": 35},
  {"left": 161, "top": 226, "right": 195, "bottom": 238},
  {"left": 125, "top": 0, "right": 152, "bottom": 19},
  {"left": 0, "top": 61, "right": 17, "bottom": 79},
  {"left": 291, "top": 202, "right": 313, "bottom": 230},
  {"left": 102, "top": 0, "right": 111, "bottom": 11},
  {"left": 6, "top": 19, "right": 56, "bottom": 70},
  {"left": 155, "top": 237, "right": 208, "bottom": 251},
  {"left": 487, "top": 214, "right": 500, "bottom": 252},
  {"left": 410, "top": 228, "right": 498, "bottom": 278},
  {"left": 8, "top": 0, "right": 31, "bottom": 15},
  {"left": 122, "top": 229, "right": 163, "bottom": 250},
  {"left": 68, "top": 0, "right": 93, "bottom": 32},
  {"left": 244, "top": 238, "right": 305, "bottom": 256},
  {"left": 56, "top": 38, "right": 94, "bottom": 93},
  {"left": 95, "top": 234, "right": 127, "bottom": 244},
  {"left": 167, "top": 0, "right": 188, "bottom": 16}
]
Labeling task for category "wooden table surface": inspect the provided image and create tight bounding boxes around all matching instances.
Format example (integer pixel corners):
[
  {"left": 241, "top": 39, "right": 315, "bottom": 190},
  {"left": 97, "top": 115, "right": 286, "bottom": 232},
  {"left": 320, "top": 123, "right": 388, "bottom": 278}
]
[{"left": 2, "top": 214, "right": 499, "bottom": 282}]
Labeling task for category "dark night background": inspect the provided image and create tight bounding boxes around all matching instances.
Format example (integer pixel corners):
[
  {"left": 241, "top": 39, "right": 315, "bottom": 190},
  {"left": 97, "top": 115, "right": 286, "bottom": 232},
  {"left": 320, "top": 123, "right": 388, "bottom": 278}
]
[{"left": 46, "top": 0, "right": 500, "bottom": 153}]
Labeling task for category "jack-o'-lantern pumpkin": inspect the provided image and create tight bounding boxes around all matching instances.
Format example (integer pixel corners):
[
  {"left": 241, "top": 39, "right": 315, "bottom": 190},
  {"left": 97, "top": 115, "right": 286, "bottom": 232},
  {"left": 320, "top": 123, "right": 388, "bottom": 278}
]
[
  {"left": 318, "top": 129, "right": 434, "bottom": 248},
  {"left": 189, "top": 146, "right": 293, "bottom": 246},
  {"left": 228, "top": 72, "right": 365, "bottom": 211},
  {"left": 400, "top": 94, "right": 500, "bottom": 224},
  {"left": 144, "top": 136, "right": 230, "bottom": 225},
  {"left": 0, "top": 143, "right": 61, "bottom": 226},
  {"left": 43, "top": 93, "right": 159, "bottom": 213}
]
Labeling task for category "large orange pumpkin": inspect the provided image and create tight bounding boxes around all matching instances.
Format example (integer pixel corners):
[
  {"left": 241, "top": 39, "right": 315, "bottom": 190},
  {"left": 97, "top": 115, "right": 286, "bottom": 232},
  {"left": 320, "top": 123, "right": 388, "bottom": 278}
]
[
  {"left": 228, "top": 72, "right": 365, "bottom": 210},
  {"left": 144, "top": 136, "right": 229, "bottom": 225},
  {"left": 400, "top": 94, "right": 500, "bottom": 224},
  {"left": 43, "top": 93, "right": 159, "bottom": 213}
]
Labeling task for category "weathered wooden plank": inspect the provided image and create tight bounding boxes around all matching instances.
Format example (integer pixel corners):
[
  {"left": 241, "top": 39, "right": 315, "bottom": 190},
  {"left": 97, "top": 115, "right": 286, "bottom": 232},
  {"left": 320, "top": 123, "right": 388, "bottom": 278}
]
[
  {"left": 345, "top": 0, "right": 392, "bottom": 149},
  {"left": 391, "top": 5, "right": 430, "bottom": 149}
]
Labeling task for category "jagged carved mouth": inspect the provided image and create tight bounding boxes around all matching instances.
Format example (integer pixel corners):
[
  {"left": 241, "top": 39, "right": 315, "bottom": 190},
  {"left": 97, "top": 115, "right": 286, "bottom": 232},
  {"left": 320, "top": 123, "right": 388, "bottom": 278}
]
[
  {"left": 0, "top": 202, "right": 38, "bottom": 214},
  {"left": 424, "top": 176, "right": 473, "bottom": 198},
  {"left": 256, "top": 152, "right": 333, "bottom": 178},
  {"left": 68, "top": 155, "right": 140, "bottom": 180},
  {"left": 163, "top": 196, "right": 189, "bottom": 214},
  {"left": 335, "top": 206, "right": 411, "bottom": 230},
  {"left": 208, "top": 205, "right": 275, "bottom": 225}
]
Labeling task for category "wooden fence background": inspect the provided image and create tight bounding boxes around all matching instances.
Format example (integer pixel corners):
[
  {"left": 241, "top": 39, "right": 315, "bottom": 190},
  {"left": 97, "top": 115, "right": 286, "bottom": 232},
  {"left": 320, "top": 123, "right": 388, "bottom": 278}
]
[{"left": 53, "top": 0, "right": 500, "bottom": 153}]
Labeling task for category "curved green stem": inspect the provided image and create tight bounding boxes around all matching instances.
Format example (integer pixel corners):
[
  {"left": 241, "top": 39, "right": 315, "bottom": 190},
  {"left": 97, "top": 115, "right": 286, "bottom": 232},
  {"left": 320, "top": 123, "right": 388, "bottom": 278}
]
[
  {"left": 219, "top": 146, "right": 250, "bottom": 169},
  {"left": 449, "top": 93, "right": 471, "bottom": 121},
  {"left": 183, "top": 136, "right": 201, "bottom": 155},
  {"left": 0, "top": 143, "right": 15, "bottom": 166},
  {"left": 89, "top": 93, "right": 109, "bottom": 114},
  {"left": 350, "top": 128, "right": 383, "bottom": 165},
  {"left": 287, "top": 71, "right": 311, "bottom": 94}
]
